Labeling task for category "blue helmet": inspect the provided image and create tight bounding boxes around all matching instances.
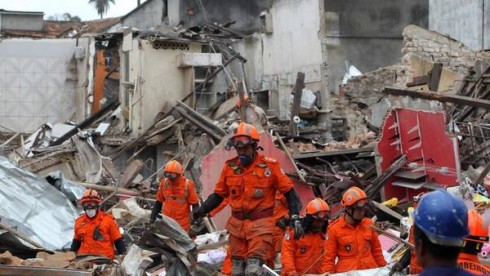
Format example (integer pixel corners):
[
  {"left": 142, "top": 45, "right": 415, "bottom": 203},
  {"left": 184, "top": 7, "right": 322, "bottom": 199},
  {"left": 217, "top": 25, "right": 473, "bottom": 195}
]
[{"left": 414, "top": 189, "right": 469, "bottom": 247}]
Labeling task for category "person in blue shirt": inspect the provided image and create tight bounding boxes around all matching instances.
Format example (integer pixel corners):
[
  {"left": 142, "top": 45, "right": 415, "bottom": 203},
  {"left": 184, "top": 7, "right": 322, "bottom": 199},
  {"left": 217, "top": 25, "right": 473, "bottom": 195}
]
[{"left": 413, "top": 189, "right": 476, "bottom": 276}]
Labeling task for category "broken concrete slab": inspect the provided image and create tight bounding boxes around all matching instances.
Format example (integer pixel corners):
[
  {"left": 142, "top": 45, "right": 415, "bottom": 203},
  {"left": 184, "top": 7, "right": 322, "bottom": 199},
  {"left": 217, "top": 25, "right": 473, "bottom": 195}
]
[{"left": 118, "top": 159, "right": 145, "bottom": 188}]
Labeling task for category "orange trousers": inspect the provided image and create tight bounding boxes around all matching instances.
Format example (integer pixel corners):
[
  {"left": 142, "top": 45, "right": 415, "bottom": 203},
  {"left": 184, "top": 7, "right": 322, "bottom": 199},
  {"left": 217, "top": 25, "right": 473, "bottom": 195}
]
[{"left": 226, "top": 216, "right": 275, "bottom": 260}]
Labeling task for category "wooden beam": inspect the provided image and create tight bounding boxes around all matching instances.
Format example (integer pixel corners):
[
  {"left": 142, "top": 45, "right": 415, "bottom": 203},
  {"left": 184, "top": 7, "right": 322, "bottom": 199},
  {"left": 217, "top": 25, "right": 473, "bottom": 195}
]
[
  {"left": 429, "top": 63, "right": 443, "bottom": 91},
  {"left": 365, "top": 155, "right": 406, "bottom": 198},
  {"left": 384, "top": 88, "right": 490, "bottom": 109},
  {"left": 474, "top": 162, "right": 490, "bottom": 188},
  {"left": 275, "top": 133, "right": 307, "bottom": 184},
  {"left": 406, "top": 75, "right": 429, "bottom": 87},
  {"left": 78, "top": 182, "right": 141, "bottom": 196},
  {"left": 237, "top": 81, "right": 247, "bottom": 122},
  {"left": 370, "top": 225, "right": 414, "bottom": 250}
]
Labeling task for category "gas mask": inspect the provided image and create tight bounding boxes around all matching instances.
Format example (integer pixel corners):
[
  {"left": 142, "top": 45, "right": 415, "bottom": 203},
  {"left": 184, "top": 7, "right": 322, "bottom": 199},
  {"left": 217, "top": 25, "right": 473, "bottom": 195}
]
[
  {"left": 86, "top": 208, "right": 97, "bottom": 218},
  {"left": 239, "top": 154, "right": 254, "bottom": 166}
]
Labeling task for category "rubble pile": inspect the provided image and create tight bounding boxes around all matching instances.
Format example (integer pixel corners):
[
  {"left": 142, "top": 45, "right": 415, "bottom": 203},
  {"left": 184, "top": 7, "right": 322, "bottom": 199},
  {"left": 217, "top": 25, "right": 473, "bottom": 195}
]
[{"left": 0, "top": 15, "right": 490, "bottom": 276}]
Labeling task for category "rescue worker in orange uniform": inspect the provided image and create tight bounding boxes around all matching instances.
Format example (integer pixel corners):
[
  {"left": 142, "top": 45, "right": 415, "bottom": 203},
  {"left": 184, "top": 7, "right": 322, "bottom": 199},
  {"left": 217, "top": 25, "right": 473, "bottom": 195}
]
[
  {"left": 150, "top": 160, "right": 200, "bottom": 232},
  {"left": 281, "top": 198, "right": 330, "bottom": 276},
  {"left": 192, "top": 122, "right": 303, "bottom": 276},
  {"left": 458, "top": 209, "right": 490, "bottom": 274},
  {"left": 211, "top": 192, "right": 288, "bottom": 275},
  {"left": 323, "top": 187, "right": 387, "bottom": 273},
  {"left": 70, "top": 189, "right": 126, "bottom": 259}
]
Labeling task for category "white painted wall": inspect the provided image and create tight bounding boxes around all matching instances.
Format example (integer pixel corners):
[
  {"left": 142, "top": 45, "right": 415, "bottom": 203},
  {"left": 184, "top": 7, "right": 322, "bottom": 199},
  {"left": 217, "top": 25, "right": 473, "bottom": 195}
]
[
  {"left": 0, "top": 39, "right": 77, "bottom": 133},
  {"left": 123, "top": 39, "right": 201, "bottom": 136},
  {"left": 235, "top": 0, "right": 324, "bottom": 119}
]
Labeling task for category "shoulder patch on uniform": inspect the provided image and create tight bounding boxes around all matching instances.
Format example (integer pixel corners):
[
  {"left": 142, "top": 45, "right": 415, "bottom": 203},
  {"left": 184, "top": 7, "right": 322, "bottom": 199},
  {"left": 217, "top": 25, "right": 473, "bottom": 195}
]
[
  {"left": 262, "top": 156, "right": 278, "bottom": 163},
  {"left": 284, "top": 233, "right": 290, "bottom": 241},
  {"left": 257, "top": 163, "right": 268, "bottom": 168}
]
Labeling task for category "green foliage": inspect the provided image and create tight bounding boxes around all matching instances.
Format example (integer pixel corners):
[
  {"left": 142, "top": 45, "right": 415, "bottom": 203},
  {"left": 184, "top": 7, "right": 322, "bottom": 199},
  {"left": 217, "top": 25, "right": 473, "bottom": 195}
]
[{"left": 88, "top": 0, "right": 116, "bottom": 19}]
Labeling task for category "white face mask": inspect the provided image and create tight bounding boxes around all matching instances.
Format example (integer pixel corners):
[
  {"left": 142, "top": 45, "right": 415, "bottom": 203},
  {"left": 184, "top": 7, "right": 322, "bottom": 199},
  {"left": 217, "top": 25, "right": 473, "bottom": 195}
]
[{"left": 86, "top": 209, "right": 97, "bottom": 218}]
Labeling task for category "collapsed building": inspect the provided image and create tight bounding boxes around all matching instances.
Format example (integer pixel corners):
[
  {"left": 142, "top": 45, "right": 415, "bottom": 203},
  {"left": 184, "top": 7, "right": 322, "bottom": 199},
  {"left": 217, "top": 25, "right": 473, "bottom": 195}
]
[{"left": 0, "top": 0, "right": 489, "bottom": 275}]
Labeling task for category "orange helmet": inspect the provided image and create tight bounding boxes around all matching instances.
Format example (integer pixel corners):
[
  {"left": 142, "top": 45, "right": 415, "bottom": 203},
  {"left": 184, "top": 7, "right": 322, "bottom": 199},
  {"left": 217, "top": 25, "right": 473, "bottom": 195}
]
[
  {"left": 465, "top": 209, "right": 489, "bottom": 243},
  {"left": 230, "top": 122, "right": 260, "bottom": 147},
  {"left": 163, "top": 160, "right": 183, "bottom": 175},
  {"left": 236, "top": 95, "right": 250, "bottom": 108},
  {"left": 341, "top": 187, "right": 368, "bottom": 207},
  {"left": 306, "top": 198, "right": 330, "bottom": 218},
  {"left": 80, "top": 189, "right": 102, "bottom": 204}
]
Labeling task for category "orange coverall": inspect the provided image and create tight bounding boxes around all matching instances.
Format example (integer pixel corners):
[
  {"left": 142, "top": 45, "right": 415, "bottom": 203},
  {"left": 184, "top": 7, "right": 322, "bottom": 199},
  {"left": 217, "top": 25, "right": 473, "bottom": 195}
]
[
  {"left": 408, "top": 226, "right": 422, "bottom": 274},
  {"left": 156, "top": 177, "right": 199, "bottom": 231},
  {"left": 458, "top": 253, "right": 490, "bottom": 275},
  {"left": 214, "top": 153, "right": 294, "bottom": 261},
  {"left": 211, "top": 193, "right": 288, "bottom": 275},
  {"left": 281, "top": 228, "right": 326, "bottom": 275},
  {"left": 73, "top": 211, "right": 122, "bottom": 259},
  {"left": 323, "top": 215, "right": 387, "bottom": 273}
]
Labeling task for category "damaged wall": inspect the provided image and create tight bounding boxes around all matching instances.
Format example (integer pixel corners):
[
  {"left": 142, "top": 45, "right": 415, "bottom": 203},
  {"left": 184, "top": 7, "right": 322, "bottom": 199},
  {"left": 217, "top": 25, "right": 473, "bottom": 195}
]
[
  {"left": 169, "top": 0, "right": 273, "bottom": 34},
  {"left": 335, "top": 24, "right": 490, "bottom": 138},
  {"left": 120, "top": 38, "right": 202, "bottom": 137},
  {"left": 235, "top": 0, "right": 325, "bottom": 120},
  {"left": 401, "top": 24, "right": 490, "bottom": 77},
  {"left": 120, "top": 0, "right": 167, "bottom": 30},
  {"left": 0, "top": 39, "right": 77, "bottom": 133},
  {"left": 325, "top": 0, "right": 428, "bottom": 94},
  {"left": 429, "top": 0, "right": 490, "bottom": 51}
]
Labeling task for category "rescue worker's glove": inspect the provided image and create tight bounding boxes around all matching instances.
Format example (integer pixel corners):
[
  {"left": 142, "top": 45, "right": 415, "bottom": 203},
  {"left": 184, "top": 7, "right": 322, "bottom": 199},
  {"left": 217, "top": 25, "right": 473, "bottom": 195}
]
[
  {"left": 290, "top": 215, "right": 304, "bottom": 240},
  {"left": 276, "top": 216, "right": 289, "bottom": 231},
  {"left": 191, "top": 206, "right": 207, "bottom": 222},
  {"left": 389, "top": 262, "right": 404, "bottom": 275}
]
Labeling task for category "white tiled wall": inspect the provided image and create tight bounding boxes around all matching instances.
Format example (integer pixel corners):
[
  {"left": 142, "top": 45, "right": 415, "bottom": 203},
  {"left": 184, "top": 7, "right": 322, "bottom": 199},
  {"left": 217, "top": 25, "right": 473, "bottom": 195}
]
[{"left": 0, "top": 39, "right": 77, "bottom": 133}]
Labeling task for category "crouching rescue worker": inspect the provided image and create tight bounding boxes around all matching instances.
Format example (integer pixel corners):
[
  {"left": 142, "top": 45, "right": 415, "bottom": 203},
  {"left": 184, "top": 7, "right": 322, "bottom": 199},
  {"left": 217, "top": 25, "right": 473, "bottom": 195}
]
[
  {"left": 150, "top": 160, "right": 200, "bottom": 232},
  {"left": 323, "top": 186, "right": 386, "bottom": 273},
  {"left": 71, "top": 189, "right": 126, "bottom": 259},
  {"left": 281, "top": 198, "right": 330, "bottom": 276},
  {"left": 191, "top": 122, "right": 303, "bottom": 276},
  {"left": 413, "top": 189, "right": 476, "bottom": 275},
  {"left": 458, "top": 209, "right": 490, "bottom": 274}
]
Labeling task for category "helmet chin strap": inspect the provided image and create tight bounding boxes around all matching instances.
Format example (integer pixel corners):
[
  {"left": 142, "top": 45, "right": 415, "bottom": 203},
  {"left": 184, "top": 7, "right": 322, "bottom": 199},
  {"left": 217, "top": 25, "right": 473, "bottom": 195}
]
[{"left": 345, "top": 208, "right": 363, "bottom": 224}]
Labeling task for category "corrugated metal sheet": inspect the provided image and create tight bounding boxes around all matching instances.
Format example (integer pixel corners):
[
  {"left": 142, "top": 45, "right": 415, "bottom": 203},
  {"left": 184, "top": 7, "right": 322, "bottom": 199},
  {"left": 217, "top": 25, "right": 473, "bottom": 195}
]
[{"left": 0, "top": 156, "right": 79, "bottom": 250}]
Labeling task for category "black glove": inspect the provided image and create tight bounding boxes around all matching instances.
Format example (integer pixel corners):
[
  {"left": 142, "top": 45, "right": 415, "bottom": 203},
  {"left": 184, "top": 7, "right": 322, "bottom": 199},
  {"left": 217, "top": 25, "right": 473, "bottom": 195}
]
[
  {"left": 191, "top": 205, "right": 207, "bottom": 222},
  {"left": 150, "top": 201, "right": 163, "bottom": 224},
  {"left": 389, "top": 262, "right": 404, "bottom": 275},
  {"left": 276, "top": 216, "right": 289, "bottom": 231},
  {"left": 290, "top": 215, "right": 304, "bottom": 240}
]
